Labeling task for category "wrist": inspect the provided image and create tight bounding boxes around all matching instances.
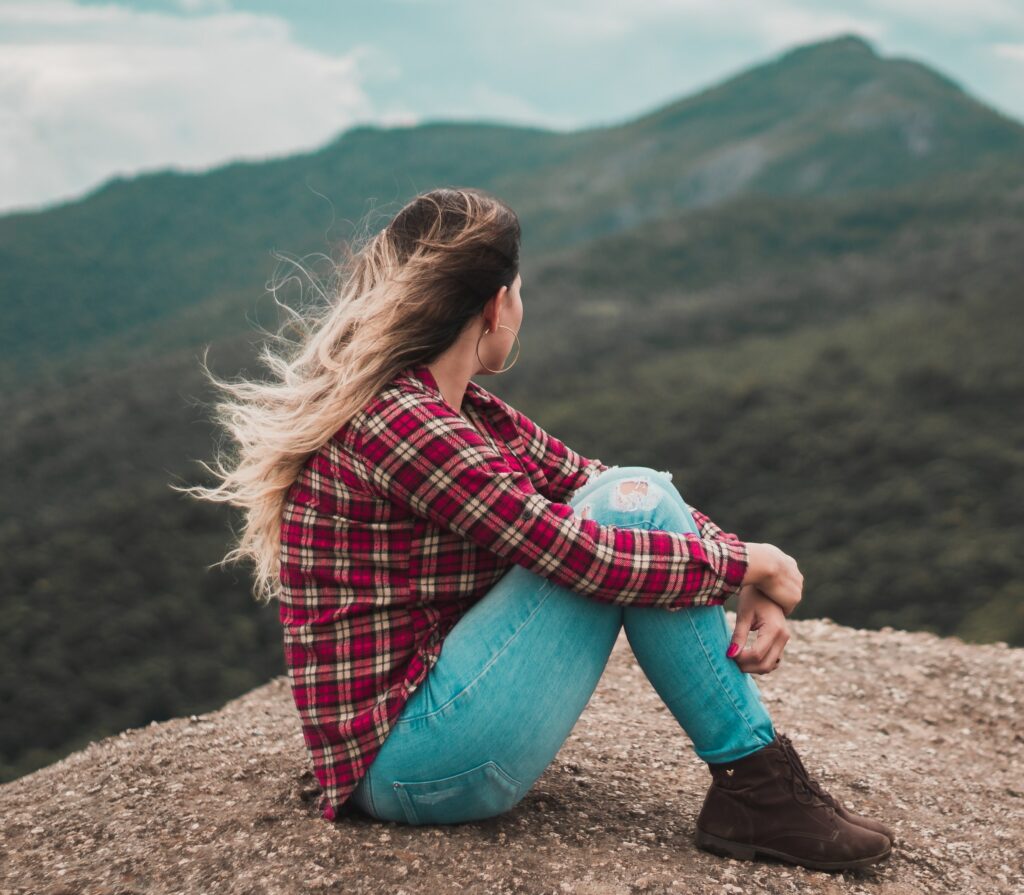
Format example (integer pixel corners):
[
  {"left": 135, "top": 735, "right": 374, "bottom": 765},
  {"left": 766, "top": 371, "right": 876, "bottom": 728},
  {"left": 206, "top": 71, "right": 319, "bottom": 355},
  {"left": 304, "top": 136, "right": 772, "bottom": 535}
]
[{"left": 741, "top": 543, "right": 777, "bottom": 587}]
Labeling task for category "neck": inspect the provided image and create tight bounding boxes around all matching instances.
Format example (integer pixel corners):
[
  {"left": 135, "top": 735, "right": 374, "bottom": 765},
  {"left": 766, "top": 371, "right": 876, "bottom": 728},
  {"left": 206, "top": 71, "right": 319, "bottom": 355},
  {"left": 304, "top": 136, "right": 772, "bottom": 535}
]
[{"left": 427, "top": 360, "right": 473, "bottom": 416}]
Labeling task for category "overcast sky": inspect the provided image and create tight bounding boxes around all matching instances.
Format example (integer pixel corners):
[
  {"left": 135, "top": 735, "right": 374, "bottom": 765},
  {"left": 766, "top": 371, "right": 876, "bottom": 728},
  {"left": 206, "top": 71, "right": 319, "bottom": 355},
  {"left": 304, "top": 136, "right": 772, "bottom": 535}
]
[{"left": 2, "top": 0, "right": 1023, "bottom": 216}]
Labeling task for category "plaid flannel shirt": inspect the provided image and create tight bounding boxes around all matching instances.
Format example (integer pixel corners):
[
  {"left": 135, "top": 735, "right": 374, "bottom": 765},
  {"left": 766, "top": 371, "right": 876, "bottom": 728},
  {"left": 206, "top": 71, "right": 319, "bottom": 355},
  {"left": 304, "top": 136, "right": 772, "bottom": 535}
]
[{"left": 278, "top": 362, "right": 749, "bottom": 821}]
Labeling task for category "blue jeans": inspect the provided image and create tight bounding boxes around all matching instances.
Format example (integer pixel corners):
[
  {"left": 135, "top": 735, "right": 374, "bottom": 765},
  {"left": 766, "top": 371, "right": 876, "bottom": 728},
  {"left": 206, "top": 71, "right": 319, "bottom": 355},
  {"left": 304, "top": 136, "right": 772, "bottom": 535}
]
[{"left": 348, "top": 465, "right": 777, "bottom": 825}]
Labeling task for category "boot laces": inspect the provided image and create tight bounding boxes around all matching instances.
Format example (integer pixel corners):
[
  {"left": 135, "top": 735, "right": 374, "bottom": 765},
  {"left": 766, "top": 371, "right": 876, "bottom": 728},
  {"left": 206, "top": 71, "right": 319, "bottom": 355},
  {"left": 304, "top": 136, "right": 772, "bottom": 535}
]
[{"left": 773, "top": 733, "right": 835, "bottom": 814}]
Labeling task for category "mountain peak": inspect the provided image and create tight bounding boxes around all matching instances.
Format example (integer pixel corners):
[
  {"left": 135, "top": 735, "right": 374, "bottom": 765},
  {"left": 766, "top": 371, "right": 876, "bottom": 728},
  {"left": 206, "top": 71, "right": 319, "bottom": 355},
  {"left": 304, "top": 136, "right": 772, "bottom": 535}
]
[{"left": 780, "top": 32, "right": 879, "bottom": 63}]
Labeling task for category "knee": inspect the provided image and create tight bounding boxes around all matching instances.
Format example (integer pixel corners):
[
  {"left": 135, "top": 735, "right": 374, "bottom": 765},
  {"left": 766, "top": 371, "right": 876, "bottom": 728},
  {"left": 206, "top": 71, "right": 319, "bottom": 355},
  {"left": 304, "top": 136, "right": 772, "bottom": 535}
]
[
  {"left": 580, "top": 466, "right": 679, "bottom": 514},
  {"left": 587, "top": 465, "right": 676, "bottom": 491},
  {"left": 571, "top": 467, "right": 699, "bottom": 536}
]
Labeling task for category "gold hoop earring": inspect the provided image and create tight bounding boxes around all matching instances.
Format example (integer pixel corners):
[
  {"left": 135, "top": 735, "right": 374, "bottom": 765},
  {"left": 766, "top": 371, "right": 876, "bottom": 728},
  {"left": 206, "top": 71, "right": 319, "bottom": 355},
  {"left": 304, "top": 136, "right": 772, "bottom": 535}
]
[{"left": 476, "top": 324, "right": 521, "bottom": 373}]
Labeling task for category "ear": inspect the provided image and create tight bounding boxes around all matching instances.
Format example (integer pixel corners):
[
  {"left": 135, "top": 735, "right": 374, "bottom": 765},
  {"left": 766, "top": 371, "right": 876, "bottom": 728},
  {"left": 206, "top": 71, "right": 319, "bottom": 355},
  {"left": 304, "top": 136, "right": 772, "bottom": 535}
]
[{"left": 483, "top": 289, "right": 505, "bottom": 332}]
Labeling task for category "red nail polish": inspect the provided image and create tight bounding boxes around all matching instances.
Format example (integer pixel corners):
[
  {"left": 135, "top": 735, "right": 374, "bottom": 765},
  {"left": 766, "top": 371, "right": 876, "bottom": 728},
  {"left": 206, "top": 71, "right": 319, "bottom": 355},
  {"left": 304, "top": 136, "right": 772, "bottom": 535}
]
[{"left": 726, "top": 643, "right": 740, "bottom": 658}]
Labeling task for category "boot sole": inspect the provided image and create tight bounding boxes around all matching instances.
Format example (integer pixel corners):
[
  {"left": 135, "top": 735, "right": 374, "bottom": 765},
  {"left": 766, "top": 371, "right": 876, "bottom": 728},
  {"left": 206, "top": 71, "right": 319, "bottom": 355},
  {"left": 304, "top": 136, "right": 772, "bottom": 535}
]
[{"left": 695, "top": 828, "right": 892, "bottom": 871}]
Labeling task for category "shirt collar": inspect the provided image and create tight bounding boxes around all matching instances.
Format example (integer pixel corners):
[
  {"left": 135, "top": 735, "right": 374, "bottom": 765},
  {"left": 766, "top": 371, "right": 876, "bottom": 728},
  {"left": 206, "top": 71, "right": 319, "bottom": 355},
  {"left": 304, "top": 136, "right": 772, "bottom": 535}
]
[{"left": 403, "top": 362, "right": 490, "bottom": 408}]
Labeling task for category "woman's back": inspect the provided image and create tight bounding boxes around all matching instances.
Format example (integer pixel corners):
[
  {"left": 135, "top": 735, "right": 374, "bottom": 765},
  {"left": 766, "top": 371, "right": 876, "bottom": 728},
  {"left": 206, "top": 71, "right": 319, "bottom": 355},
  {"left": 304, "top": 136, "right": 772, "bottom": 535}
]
[{"left": 278, "top": 362, "right": 603, "bottom": 820}]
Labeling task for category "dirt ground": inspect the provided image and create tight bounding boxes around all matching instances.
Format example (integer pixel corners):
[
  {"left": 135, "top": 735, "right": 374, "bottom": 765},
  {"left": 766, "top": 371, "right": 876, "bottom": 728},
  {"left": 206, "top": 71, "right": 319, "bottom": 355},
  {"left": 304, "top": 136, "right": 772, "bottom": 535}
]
[{"left": 1, "top": 613, "right": 1022, "bottom": 895}]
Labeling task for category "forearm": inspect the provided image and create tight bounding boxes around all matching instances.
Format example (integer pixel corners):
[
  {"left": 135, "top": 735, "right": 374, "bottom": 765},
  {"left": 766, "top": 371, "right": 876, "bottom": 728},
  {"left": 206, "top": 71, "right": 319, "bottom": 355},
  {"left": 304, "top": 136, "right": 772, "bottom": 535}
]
[{"left": 740, "top": 543, "right": 781, "bottom": 587}]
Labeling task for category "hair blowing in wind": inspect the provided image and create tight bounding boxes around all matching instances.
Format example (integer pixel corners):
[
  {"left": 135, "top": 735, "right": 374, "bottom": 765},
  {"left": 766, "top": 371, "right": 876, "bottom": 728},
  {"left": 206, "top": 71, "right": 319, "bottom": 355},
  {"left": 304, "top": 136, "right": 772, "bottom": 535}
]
[{"left": 173, "top": 186, "right": 521, "bottom": 605}]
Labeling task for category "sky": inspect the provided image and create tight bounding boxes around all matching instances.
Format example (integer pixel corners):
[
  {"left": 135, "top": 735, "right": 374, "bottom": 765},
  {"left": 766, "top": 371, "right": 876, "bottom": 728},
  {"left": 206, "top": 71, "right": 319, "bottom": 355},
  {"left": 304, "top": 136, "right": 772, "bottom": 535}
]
[{"left": 2, "top": 0, "right": 1023, "bottom": 216}]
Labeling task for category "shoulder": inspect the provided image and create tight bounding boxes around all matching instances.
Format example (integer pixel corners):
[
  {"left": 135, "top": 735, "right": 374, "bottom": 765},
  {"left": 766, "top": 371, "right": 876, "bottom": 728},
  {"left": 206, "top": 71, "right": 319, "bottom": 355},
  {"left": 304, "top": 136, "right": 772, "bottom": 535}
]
[
  {"left": 357, "top": 378, "right": 494, "bottom": 457},
  {"left": 355, "top": 368, "right": 448, "bottom": 427},
  {"left": 466, "top": 378, "right": 518, "bottom": 419},
  {"left": 363, "top": 381, "right": 426, "bottom": 419}
]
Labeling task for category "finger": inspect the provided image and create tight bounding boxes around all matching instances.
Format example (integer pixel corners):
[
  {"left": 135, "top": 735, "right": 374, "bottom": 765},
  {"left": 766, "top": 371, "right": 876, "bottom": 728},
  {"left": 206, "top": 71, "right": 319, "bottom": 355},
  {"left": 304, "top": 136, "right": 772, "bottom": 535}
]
[
  {"left": 742, "top": 625, "right": 777, "bottom": 665},
  {"left": 735, "top": 633, "right": 767, "bottom": 673},
  {"left": 755, "top": 636, "right": 788, "bottom": 675},
  {"left": 738, "top": 627, "right": 783, "bottom": 673},
  {"left": 727, "top": 610, "right": 753, "bottom": 660}
]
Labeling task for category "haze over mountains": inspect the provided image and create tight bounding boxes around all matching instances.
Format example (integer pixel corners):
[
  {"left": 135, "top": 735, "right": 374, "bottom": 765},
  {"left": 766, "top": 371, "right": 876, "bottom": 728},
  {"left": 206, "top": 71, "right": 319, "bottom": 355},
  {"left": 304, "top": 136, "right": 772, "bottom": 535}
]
[
  {"left": 4, "top": 34, "right": 1021, "bottom": 370},
  {"left": 2, "top": 33, "right": 1021, "bottom": 786}
]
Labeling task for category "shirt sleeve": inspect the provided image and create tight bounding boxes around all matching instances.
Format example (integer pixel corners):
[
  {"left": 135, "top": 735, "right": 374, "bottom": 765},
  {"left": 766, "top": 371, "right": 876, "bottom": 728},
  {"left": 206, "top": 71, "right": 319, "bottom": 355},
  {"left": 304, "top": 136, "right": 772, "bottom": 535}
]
[
  {"left": 499, "top": 396, "right": 745, "bottom": 546},
  {"left": 355, "top": 390, "right": 748, "bottom": 610},
  {"left": 688, "top": 505, "right": 744, "bottom": 544},
  {"left": 493, "top": 395, "right": 608, "bottom": 503}
]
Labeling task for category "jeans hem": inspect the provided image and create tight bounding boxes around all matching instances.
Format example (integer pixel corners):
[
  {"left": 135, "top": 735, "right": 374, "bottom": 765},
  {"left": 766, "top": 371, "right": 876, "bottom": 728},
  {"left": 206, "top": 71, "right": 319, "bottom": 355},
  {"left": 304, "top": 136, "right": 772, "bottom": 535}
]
[{"left": 696, "top": 725, "right": 777, "bottom": 765}]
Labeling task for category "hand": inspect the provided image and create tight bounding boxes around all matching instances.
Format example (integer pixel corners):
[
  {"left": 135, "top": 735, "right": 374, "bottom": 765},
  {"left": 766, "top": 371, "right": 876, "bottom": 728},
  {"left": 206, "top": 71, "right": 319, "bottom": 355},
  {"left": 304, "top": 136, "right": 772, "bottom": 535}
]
[
  {"left": 741, "top": 542, "right": 803, "bottom": 617},
  {"left": 727, "top": 584, "right": 791, "bottom": 675}
]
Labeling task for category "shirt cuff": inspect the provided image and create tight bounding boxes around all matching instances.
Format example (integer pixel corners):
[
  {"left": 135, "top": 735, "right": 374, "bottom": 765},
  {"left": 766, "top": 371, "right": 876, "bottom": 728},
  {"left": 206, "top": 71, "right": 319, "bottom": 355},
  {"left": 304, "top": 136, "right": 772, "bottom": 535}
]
[
  {"left": 668, "top": 537, "right": 749, "bottom": 610},
  {"left": 564, "top": 457, "right": 609, "bottom": 502}
]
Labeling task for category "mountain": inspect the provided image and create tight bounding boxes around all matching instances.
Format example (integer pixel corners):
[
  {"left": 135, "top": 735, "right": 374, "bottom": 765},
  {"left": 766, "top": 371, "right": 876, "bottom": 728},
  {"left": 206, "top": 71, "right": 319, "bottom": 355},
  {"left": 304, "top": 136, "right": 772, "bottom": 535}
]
[
  {"left": 522, "top": 34, "right": 1024, "bottom": 245},
  {"left": 2, "top": 34, "right": 1022, "bottom": 376},
  {"left": 2, "top": 616, "right": 1021, "bottom": 893},
  {"left": 2, "top": 32, "right": 1022, "bottom": 796}
]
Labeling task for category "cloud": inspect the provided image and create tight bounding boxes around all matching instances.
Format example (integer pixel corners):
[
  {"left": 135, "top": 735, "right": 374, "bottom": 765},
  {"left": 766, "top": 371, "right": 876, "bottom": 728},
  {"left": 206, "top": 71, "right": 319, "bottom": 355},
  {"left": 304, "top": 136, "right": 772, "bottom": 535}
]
[
  {"left": 526, "top": 0, "right": 884, "bottom": 48},
  {"left": 436, "top": 83, "right": 564, "bottom": 130},
  {"left": 176, "top": 0, "right": 233, "bottom": 12},
  {"left": 991, "top": 41, "right": 1024, "bottom": 61},
  {"left": 0, "top": 1, "right": 405, "bottom": 214},
  {"left": 861, "top": 0, "right": 1024, "bottom": 29}
]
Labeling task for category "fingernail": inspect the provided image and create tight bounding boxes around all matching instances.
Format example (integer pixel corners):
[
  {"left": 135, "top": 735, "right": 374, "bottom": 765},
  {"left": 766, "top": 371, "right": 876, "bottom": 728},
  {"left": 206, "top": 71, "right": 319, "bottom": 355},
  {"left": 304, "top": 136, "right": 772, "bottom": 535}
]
[{"left": 726, "top": 643, "right": 740, "bottom": 658}]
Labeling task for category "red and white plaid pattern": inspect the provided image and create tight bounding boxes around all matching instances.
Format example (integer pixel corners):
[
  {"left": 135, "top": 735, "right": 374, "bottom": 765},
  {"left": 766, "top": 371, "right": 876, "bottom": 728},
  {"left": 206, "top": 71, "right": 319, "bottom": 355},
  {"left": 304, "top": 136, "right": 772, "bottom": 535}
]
[{"left": 279, "top": 362, "right": 749, "bottom": 820}]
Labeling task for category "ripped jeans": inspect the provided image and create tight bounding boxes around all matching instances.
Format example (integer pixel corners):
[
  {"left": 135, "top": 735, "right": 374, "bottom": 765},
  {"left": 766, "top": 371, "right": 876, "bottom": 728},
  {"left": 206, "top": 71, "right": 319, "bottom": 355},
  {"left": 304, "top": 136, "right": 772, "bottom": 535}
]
[{"left": 348, "top": 465, "right": 777, "bottom": 825}]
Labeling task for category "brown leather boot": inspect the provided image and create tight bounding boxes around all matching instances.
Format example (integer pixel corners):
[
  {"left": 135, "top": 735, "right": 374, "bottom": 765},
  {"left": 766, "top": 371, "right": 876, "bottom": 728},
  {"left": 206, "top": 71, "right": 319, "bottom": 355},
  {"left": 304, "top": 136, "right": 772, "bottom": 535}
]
[
  {"left": 776, "top": 731, "right": 896, "bottom": 844},
  {"left": 695, "top": 732, "right": 892, "bottom": 871}
]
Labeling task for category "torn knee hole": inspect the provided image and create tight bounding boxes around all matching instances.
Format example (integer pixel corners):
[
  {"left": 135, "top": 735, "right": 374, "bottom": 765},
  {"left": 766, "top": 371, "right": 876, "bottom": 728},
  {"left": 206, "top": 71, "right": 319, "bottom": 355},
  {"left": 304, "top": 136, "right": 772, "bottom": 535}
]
[
  {"left": 611, "top": 477, "right": 660, "bottom": 511},
  {"left": 616, "top": 479, "right": 648, "bottom": 498}
]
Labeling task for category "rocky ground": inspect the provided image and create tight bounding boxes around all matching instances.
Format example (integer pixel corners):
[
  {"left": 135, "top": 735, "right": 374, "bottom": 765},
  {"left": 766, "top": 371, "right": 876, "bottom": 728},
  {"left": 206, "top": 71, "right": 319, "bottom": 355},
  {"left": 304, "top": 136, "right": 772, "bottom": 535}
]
[{"left": 1, "top": 614, "right": 1022, "bottom": 895}]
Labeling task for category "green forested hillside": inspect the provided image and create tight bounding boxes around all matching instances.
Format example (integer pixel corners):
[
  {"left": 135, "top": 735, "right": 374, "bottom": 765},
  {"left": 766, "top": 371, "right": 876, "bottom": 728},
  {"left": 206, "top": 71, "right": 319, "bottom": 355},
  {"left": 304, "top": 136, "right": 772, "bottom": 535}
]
[
  {"left": 4, "top": 33, "right": 1022, "bottom": 377},
  {"left": 2, "top": 32, "right": 1021, "bottom": 784}
]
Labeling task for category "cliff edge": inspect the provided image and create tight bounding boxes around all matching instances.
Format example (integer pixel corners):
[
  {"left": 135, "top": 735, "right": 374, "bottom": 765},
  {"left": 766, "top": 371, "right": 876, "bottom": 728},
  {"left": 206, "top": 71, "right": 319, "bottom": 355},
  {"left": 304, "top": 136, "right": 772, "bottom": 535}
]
[{"left": 2, "top": 615, "right": 1022, "bottom": 895}]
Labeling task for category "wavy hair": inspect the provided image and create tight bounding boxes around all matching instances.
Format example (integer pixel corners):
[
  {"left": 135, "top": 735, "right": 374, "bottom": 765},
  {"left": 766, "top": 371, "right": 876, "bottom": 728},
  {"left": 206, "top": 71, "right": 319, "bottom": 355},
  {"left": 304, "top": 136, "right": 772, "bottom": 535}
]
[{"left": 173, "top": 186, "right": 521, "bottom": 605}]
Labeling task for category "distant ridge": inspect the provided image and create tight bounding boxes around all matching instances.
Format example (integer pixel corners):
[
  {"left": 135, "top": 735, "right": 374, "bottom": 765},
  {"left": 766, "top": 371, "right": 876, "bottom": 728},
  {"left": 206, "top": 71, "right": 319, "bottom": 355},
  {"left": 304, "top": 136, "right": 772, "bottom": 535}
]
[{"left": 3, "top": 31, "right": 1022, "bottom": 368}]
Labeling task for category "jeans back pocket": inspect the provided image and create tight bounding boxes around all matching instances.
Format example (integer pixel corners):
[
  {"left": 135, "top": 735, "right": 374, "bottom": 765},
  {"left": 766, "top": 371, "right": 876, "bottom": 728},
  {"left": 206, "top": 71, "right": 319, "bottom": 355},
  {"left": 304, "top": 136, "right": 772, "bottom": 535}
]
[{"left": 392, "top": 759, "right": 522, "bottom": 825}]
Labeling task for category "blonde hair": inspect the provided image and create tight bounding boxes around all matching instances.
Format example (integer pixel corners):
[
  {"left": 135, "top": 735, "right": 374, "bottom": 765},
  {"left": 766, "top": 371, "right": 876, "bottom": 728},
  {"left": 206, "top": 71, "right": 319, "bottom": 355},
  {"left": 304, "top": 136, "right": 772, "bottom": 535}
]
[{"left": 173, "top": 186, "right": 521, "bottom": 605}]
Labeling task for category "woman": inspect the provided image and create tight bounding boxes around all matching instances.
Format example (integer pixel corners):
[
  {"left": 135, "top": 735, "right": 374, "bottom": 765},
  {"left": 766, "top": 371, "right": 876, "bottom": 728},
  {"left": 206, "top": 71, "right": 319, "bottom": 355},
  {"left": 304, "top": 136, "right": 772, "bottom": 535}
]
[{"left": 185, "top": 186, "right": 894, "bottom": 871}]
